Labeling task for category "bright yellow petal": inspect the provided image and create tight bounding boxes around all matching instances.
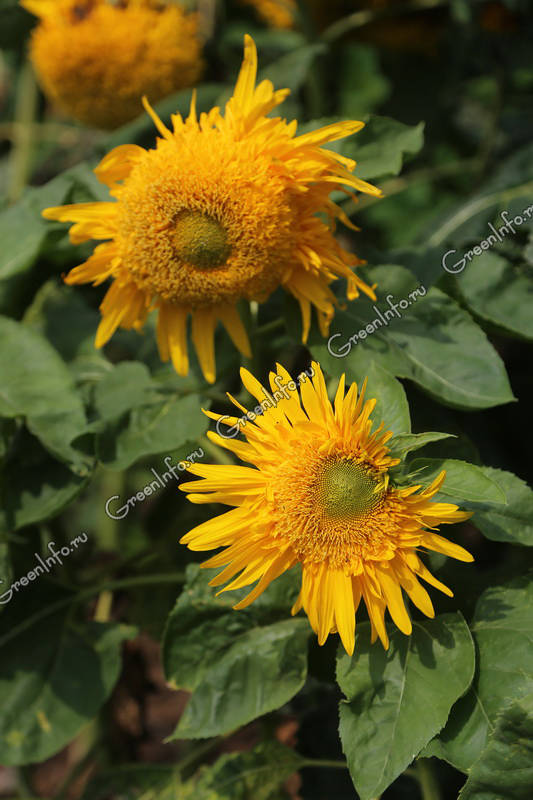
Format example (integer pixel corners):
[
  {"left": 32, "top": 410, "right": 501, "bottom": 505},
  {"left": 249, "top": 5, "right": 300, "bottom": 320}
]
[
  {"left": 423, "top": 532, "right": 474, "bottom": 562},
  {"left": 217, "top": 304, "right": 252, "bottom": 358},
  {"left": 191, "top": 308, "right": 216, "bottom": 384},
  {"left": 157, "top": 302, "right": 189, "bottom": 376}
]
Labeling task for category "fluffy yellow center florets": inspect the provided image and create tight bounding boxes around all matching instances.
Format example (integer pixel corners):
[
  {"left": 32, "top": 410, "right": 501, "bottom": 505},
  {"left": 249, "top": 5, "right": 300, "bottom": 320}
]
[
  {"left": 41, "top": 36, "right": 382, "bottom": 384},
  {"left": 271, "top": 437, "right": 397, "bottom": 569},
  {"left": 317, "top": 459, "right": 385, "bottom": 520},
  {"left": 115, "top": 133, "right": 296, "bottom": 306},
  {"left": 172, "top": 212, "right": 232, "bottom": 270},
  {"left": 24, "top": 0, "right": 204, "bottom": 129},
  {"left": 179, "top": 362, "right": 474, "bottom": 654},
  {"left": 240, "top": 0, "right": 296, "bottom": 29}
]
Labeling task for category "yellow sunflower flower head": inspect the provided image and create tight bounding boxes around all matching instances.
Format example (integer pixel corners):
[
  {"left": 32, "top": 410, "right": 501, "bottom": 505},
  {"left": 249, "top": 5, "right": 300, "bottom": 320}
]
[
  {"left": 21, "top": 0, "right": 204, "bottom": 129},
  {"left": 239, "top": 0, "right": 296, "bottom": 29},
  {"left": 179, "top": 362, "right": 473, "bottom": 655},
  {"left": 43, "top": 36, "right": 381, "bottom": 383}
]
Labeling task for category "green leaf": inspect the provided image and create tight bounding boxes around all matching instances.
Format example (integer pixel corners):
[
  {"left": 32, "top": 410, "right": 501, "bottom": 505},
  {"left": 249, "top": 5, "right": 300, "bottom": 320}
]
[
  {"left": 466, "top": 467, "right": 533, "bottom": 546},
  {"left": 337, "top": 613, "right": 475, "bottom": 800},
  {"left": 389, "top": 432, "right": 454, "bottom": 460},
  {"left": 0, "top": 432, "right": 90, "bottom": 535},
  {"left": 0, "top": 597, "right": 136, "bottom": 765},
  {"left": 190, "top": 741, "right": 305, "bottom": 800},
  {"left": 0, "top": 315, "right": 90, "bottom": 473},
  {"left": 425, "top": 576, "right": 533, "bottom": 772},
  {"left": 312, "top": 265, "right": 514, "bottom": 410},
  {"left": 298, "top": 117, "right": 423, "bottom": 182},
  {"left": 456, "top": 251, "right": 533, "bottom": 341},
  {"left": 221, "top": 23, "right": 306, "bottom": 55},
  {"left": 175, "top": 618, "right": 309, "bottom": 740},
  {"left": 92, "top": 362, "right": 157, "bottom": 423},
  {"left": 405, "top": 458, "right": 507, "bottom": 504},
  {"left": 164, "top": 566, "right": 307, "bottom": 739},
  {"left": 0, "top": 163, "right": 108, "bottom": 315},
  {"left": 163, "top": 566, "right": 300, "bottom": 692},
  {"left": 363, "top": 362, "right": 410, "bottom": 435},
  {"left": 24, "top": 282, "right": 109, "bottom": 382},
  {"left": 82, "top": 741, "right": 304, "bottom": 800},
  {"left": 337, "top": 44, "right": 390, "bottom": 117},
  {"left": 81, "top": 764, "right": 177, "bottom": 800},
  {"left": 458, "top": 694, "right": 533, "bottom": 800},
  {"left": 425, "top": 143, "right": 533, "bottom": 249},
  {"left": 96, "top": 393, "right": 209, "bottom": 470},
  {"left": 343, "top": 116, "right": 425, "bottom": 181},
  {"left": 260, "top": 43, "right": 326, "bottom": 93}
]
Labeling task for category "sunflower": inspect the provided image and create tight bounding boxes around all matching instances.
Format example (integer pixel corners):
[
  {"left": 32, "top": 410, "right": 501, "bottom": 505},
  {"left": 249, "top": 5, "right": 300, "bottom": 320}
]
[
  {"left": 22, "top": 0, "right": 203, "bottom": 129},
  {"left": 179, "top": 362, "right": 473, "bottom": 655},
  {"left": 239, "top": 0, "right": 296, "bottom": 29},
  {"left": 42, "top": 35, "right": 380, "bottom": 384}
]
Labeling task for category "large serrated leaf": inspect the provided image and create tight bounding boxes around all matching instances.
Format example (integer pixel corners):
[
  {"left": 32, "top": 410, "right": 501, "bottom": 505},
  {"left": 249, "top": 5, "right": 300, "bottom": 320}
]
[
  {"left": 81, "top": 741, "right": 304, "bottom": 800},
  {"left": 465, "top": 467, "right": 533, "bottom": 546},
  {"left": 458, "top": 694, "right": 533, "bottom": 800},
  {"left": 389, "top": 432, "right": 454, "bottom": 460},
  {"left": 312, "top": 266, "right": 514, "bottom": 410},
  {"left": 0, "top": 163, "right": 108, "bottom": 315},
  {"left": 96, "top": 393, "right": 208, "bottom": 470},
  {"left": 337, "top": 613, "right": 475, "bottom": 800},
  {"left": 0, "top": 432, "right": 90, "bottom": 535},
  {"left": 297, "top": 116, "right": 423, "bottom": 182},
  {"left": 164, "top": 566, "right": 307, "bottom": 739},
  {"left": 174, "top": 618, "right": 310, "bottom": 739},
  {"left": 163, "top": 566, "right": 301, "bottom": 692},
  {"left": 363, "top": 362, "right": 411, "bottom": 435},
  {"left": 406, "top": 458, "right": 507, "bottom": 504},
  {"left": 456, "top": 251, "right": 533, "bottom": 342},
  {"left": 0, "top": 315, "right": 90, "bottom": 472},
  {"left": 425, "top": 576, "right": 533, "bottom": 772},
  {"left": 342, "top": 116, "right": 425, "bottom": 181},
  {"left": 191, "top": 741, "right": 305, "bottom": 800}
]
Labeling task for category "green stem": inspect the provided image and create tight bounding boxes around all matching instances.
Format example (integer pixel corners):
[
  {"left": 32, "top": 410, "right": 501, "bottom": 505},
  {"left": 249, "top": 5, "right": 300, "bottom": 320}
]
[
  {"left": 427, "top": 179, "right": 533, "bottom": 247},
  {"left": 94, "top": 589, "right": 114, "bottom": 622},
  {"left": 98, "top": 468, "right": 123, "bottom": 550},
  {"left": 8, "top": 60, "right": 39, "bottom": 204},
  {"left": 174, "top": 735, "right": 223, "bottom": 773},
  {"left": 415, "top": 759, "right": 441, "bottom": 800},
  {"left": 0, "top": 572, "right": 185, "bottom": 647},
  {"left": 252, "top": 317, "right": 285, "bottom": 339},
  {"left": 294, "top": 0, "right": 318, "bottom": 41}
]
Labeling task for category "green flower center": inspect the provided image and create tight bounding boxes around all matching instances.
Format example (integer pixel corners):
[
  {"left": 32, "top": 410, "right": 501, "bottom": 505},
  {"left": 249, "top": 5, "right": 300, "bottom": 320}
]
[
  {"left": 317, "top": 460, "right": 385, "bottom": 519},
  {"left": 172, "top": 211, "right": 231, "bottom": 270}
]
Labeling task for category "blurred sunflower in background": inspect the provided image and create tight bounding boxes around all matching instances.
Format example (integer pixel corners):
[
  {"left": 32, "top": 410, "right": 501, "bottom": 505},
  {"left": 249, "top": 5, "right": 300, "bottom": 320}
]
[
  {"left": 239, "top": 0, "right": 296, "bottom": 29},
  {"left": 21, "top": 0, "right": 204, "bottom": 129},
  {"left": 180, "top": 362, "right": 473, "bottom": 655},
  {"left": 43, "top": 35, "right": 380, "bottom": 384}
]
